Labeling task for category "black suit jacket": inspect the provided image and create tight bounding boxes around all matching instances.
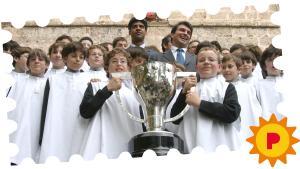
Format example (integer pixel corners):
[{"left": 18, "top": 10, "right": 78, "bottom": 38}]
[{"left": 157, "top": 49, "right": 196, "bottom": 72}]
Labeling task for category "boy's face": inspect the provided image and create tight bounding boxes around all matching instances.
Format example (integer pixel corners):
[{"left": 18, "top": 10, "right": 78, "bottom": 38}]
[
  {"left": 265, "top": 55, "right": 281, "bottom": 76},
  {"left": 14, "top": 52, "right": 29, "bottom": 72},
  {"left": 130, "top": 57, "right": 146, "bottom": 70},
  {"left": 64, "top": 51, "right": 84, "bottom": 71},
  {"left": 88, "top": 48, "right": 104, "bottom": 69},
  {"left": 29, "top": 56, "right": 48, "bottom": 77},
  {"left": 115, "top": 40, "right": 128, "bottom": 49},
  {"left": 240, "top": 59, "right": 255, "bottom": 78},
  {"left": 221, "top": 60, "right": 239, "bottom": 82},
  {"left": 50, "top": 46, "right": 64, "bottom": 69},
  {"left": 108, "top": 53, "right": 129, "bottom": 73},
  {"left": 187, "top": 41, "right": 199, "bottom": 54},
  {"left": 81, "top": 40, "right": 92, "bottom": 50},
  {"left": 196, "top": 50, "right": 220, "bottom": 79}
]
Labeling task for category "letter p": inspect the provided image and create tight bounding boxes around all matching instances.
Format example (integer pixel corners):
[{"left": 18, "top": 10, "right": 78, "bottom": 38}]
[{"left": 267, "top": 132, "right": 280, "bottom": 149}]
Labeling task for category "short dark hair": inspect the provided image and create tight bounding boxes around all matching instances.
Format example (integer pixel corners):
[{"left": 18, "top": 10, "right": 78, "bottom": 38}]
[
  {"left": 3, "top": 40, "right": 20, "bottom": 52},
  {"left": 55, "top": 34, "right": 73, "bottom": 43},
  {"left": 222, "top": 54, "right": 242, "bottom": 68},
  {"left": 112, "top": 37, "right": 127, "bottom": 48},
  {"left": 260, "top": 44, "right": 282, "bottom": 78},
  {"left": 79, "top": 36, "right": 93, "bottom": 45},
  {"left": 246, "top": 44, "right": 262, "bottom": 62},
  {"left": 100, "top": 42, "right": 113, "bottom": 52},
  {"left": 230, "top": 43, "right": 246, "bottom": 53},
  {"left": 126, "top": 47, "right": 148, "bottom": 61},
  {"left": 240, "top": 50, "right": 257, "bottom": 66},
  {"left": 48, "top": 42, "right": 65, "bottom": 55},
  {"left": 195, "top": 41, "right": 215, "bottom": 55},
  {"left": 11, "top": 47, "right": 32, "bottom": 67},
  {"left": 128, "top": 17, "right": 148, "bottom": 31},
  {"left": 61, "top": 41, "right": 84, "bottom": 59},
  {"left": 211, "top": 41, "right": 222, "bottom": 52},
  {"left": 171, "top": 21, "right": 193, "bottom": 35}
]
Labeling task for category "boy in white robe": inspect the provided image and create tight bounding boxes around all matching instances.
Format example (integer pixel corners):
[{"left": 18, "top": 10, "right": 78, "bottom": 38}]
[
  {"left": 256, "top": 44, "right": 284, "bottom": 120},
  {"left": 239, "top": 50, "right": 261, "bottom": 86},
  {"left": 84, "top": 45, "right": 107, "bottom": 82},
  {"left": 80, "top": 48, "right": 143, "bottom": 159},
  {"left": 245, "top": 44, "right": 264, "bottom": 81},
  {"left": 10, "top": 47, "right": 31, "bottom": 81},
  {"left": 221, "top": 54, "right": 262, "bottom": 140},
  {"left": 45, "top": 42, "right": 66, "bottom": 77},
  {"left": 39, "top": 42, "right": 90, "bottom": 163},
  {"left": 170, "top": 47, "right": 241, "bottom": 153},
  {"left": 8, "top": 49, "right": 50, "bottom": 164}
]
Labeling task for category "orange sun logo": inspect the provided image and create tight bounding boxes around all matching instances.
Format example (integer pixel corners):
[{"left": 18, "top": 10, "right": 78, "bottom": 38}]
[{"left": 247, "top": 114, "right": 299, "bottom": 167}]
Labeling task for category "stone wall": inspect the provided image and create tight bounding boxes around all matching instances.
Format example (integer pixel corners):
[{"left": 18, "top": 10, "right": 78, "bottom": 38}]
[{"left": 1, "top": 4, "right": 280, "bottom": 52}]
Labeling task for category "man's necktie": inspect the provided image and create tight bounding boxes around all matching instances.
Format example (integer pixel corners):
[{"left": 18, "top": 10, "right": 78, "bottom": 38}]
[{"left": 176, "top": 48, "right": 185, "bottom": 65}]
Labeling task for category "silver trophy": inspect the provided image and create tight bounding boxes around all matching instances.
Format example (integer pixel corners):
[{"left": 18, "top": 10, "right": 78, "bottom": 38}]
[{"left": 115, "top": 61, "right": 194, "bottom": 157}]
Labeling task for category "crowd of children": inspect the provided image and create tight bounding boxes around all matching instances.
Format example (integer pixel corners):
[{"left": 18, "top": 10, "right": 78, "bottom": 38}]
[{"left": 3, "top": 18, "right": 284, "bottom": 164}]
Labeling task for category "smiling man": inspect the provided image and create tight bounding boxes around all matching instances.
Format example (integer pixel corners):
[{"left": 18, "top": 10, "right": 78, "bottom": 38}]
[{"left": 158, "top": 21, "right": 196, "bottom": 72}]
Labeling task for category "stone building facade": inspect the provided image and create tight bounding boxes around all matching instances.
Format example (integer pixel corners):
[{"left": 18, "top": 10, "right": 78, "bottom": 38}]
[{"left": 1, "top": 4, "right": 280, "bottom": 53}]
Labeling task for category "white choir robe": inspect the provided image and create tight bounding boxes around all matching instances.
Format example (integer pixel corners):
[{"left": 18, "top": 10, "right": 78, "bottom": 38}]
[
  {"left": 44, "top": 67, "right": 66, "bottom": 77},
  {"left": 232, "top": 80, "right": 263, "bottom": 140},
  {"left": 80, "top": 60, "right": 90, "bottom": 72},
  {"left": 84, "top": 68, "right": 108, "bottom": 82},
  {"left": 7, "top": 75, "right": 47, "bottom": 164},
  {"left": 177, "top": 77, "right": 241, "bottom": 153},
  {"left": 240, "top": 74, "right": 259, "bottom": 87},
  {"left": 38, "top": 71, "right": 90, "bottom": 163},
  {"left": 10, "top": 71, "right": 28, "bottom": 81},
  {"left": 81, "top": 82, "right": 142, "bottom": 160},
  {"left": 255, "top": 76, "right": 284, "bottom": 120},
  {"left": 252, "top": 64, "right": 263, "bottom": 81}
]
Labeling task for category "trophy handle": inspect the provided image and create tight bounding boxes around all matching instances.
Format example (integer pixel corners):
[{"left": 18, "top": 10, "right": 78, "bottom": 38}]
[
  {"left": 115, "top": 90, "right": 145, "bottom": 123},
  {"left": 164, "top": 72, "right": 197, "bottom": 123},
  {"left": 163, "top": 104, "right": 190, "bottom": 123}
]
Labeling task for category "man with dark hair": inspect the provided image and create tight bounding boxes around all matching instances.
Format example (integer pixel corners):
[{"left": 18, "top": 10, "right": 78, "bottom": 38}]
[
  {"left": 127, "top": 17, "right": 162, "bottom": 60},
  {"left": 158, "top": 21, "right": 196, "bottom": 72}
]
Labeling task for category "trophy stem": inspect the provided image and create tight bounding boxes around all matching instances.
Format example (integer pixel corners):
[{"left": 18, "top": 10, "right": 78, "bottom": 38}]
[{"left": 145, "top": 106, "right": 165, "bottom": 131}]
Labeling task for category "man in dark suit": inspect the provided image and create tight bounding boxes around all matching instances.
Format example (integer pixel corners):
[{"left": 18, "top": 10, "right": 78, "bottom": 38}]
[
  {"left": 127, "top": 17, "right": 162, "bottom": 60},
  {"left": 157, "top": 21, "right": 196, "bottom": 72}
]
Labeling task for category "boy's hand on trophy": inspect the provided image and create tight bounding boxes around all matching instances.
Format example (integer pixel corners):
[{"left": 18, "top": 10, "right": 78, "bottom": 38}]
[
  {"left": 107, "top": 77, "right": 122, "bottom": 91},
  {"left": 182, "top": 76, "right": 197, "bottom": 94},
  {"left": 185, "top": 90, "right": 201, "bottom": 108}
]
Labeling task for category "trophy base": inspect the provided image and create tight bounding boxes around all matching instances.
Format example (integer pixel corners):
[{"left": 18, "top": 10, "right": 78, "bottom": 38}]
[{"left": 128, "top": 131, "right": 184, "bottom": 157}]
